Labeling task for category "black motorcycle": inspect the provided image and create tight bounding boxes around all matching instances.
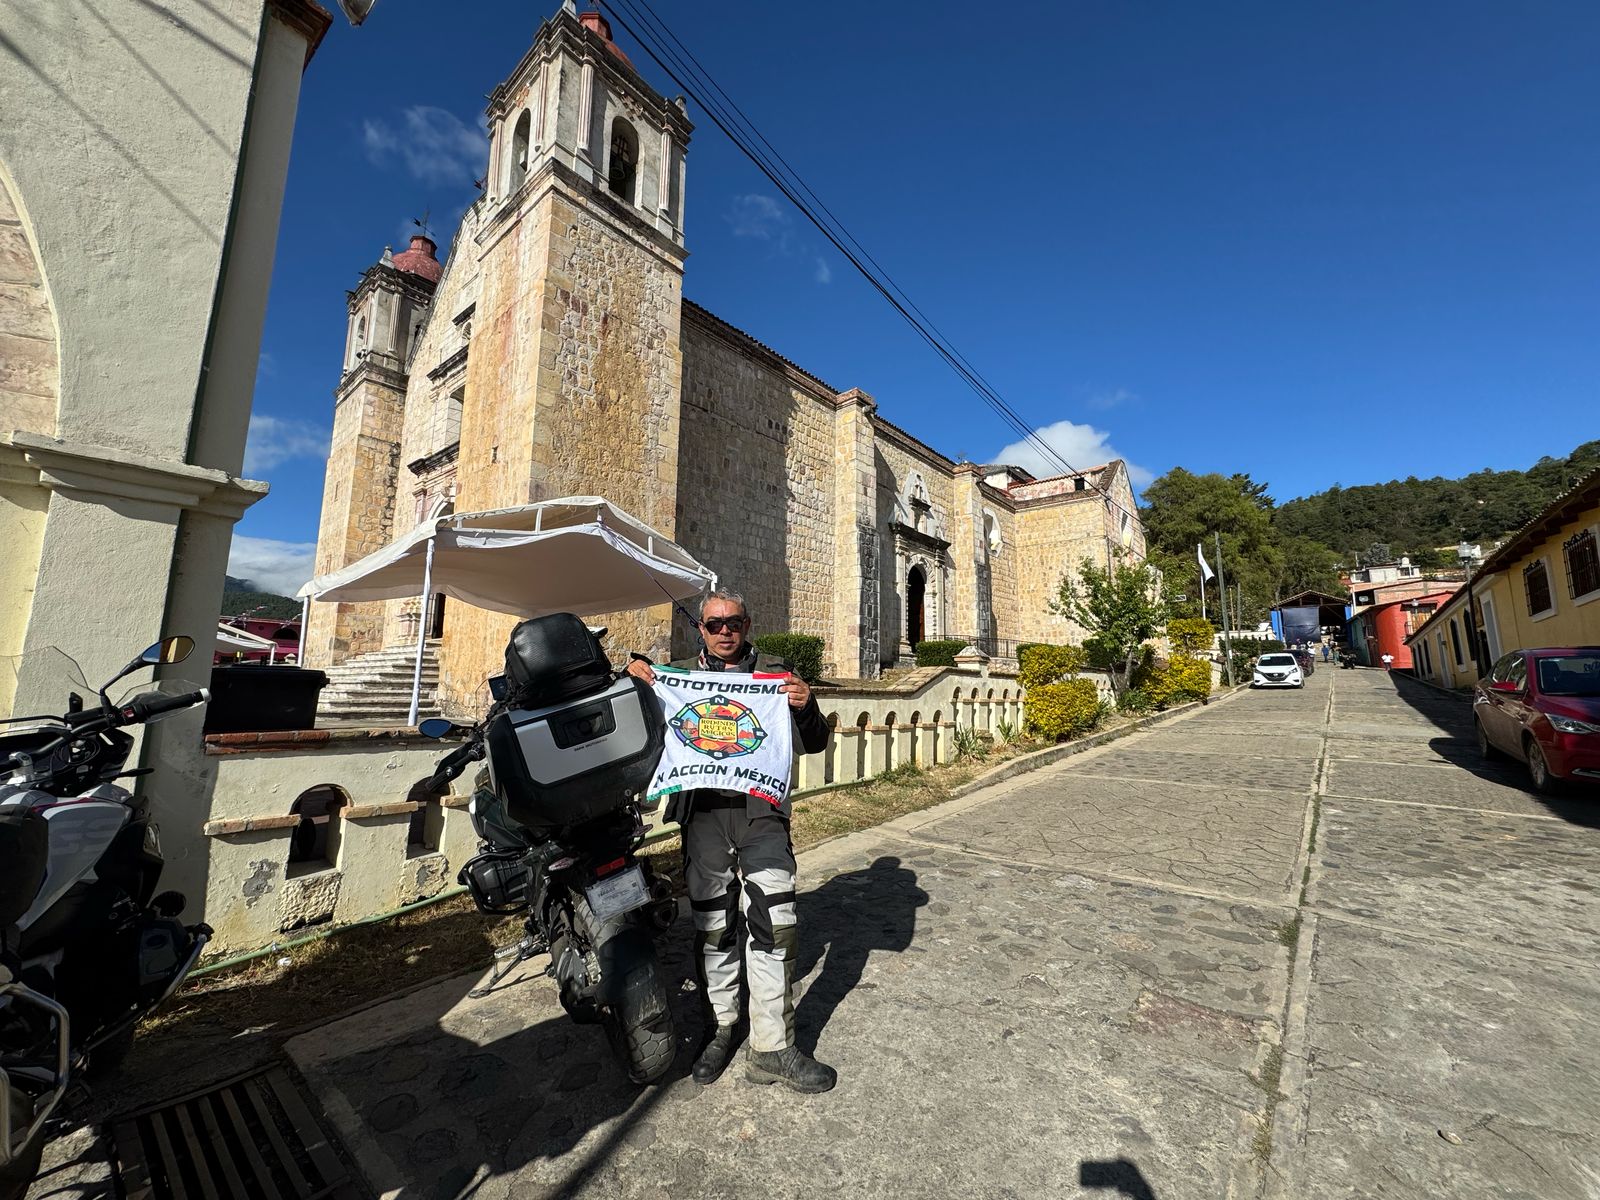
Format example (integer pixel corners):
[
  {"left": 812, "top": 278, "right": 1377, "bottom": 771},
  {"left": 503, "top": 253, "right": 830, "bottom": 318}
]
[
  {"left": 0, "top": 637, "right": 211, "bottom": 1198},
  {"left": 419, "top": 614, "right": 678, "bottom": 1083}
]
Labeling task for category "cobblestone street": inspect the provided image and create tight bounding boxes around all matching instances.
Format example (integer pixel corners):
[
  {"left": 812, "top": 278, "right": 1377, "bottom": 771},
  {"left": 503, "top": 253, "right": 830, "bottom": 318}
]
[
  {"left": 266, "top": 668, "right": 1598, "bottom": 1199},
  {"left": 32, "top": 668, "right": 1600, "bottom": 1199}
]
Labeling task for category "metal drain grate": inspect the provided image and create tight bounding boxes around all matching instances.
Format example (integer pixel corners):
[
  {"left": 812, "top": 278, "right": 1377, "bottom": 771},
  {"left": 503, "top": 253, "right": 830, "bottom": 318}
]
[{"left": 110, "top": 1066, "right": 363, "bottom": 1200}]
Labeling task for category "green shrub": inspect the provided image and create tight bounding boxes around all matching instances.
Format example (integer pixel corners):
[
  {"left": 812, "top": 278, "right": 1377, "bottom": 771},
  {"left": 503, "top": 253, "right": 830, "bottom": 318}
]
[
  {"left": 1024, "top": 678, "right": 1106, "bottom": 741},
  {"left": 1166, "top": 617, "right": 1215, "bottom": 655},
  {"left": 753, "top": 633, "right": 825, "bottom": 683},
  {"left": 914, "top": 639, "right": 969, "bottom": 667},
  {"left": 952, "top": 726, "right": 986, "bottom": 760},
  {"left": 1017, "top": 643, "right": 1088, "bottom": 690},
  {"left": 1117, "top": 687, "right": 1153, "bottom": 715},
  {"left": 1147, "top": 653, "right": 1213, "bottom": 709}
]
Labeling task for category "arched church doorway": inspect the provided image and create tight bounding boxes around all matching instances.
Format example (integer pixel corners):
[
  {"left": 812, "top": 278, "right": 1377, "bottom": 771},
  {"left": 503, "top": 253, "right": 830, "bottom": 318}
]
[{"left": 907, "top": 564, "right": 926, "bottom": 649}]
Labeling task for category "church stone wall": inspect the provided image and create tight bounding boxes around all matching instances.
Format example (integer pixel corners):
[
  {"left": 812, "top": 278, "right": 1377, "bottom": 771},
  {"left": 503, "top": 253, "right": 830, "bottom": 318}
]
[
  {"left": 380, "top": 208, "right": 483, "bottom": 652},
  {"left": 441, "top": 178, "right": 685, "bottom": 712},
  {"left": 1012, "top": 495, "right": 1114, "bottom": 647},
  {"left": 678, "top": 311, "right": 838, "bottom": 654}
]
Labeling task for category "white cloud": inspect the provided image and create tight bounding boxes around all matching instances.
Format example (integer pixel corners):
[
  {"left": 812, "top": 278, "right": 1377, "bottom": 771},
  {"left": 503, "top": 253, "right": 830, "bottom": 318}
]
[
  {"left": 363, "top": 106, "right": 487, "bottom": 185},
  {"left": 243, "top": 413, "right": 330, "bottom": 476},
  {"left": 990, "top": 419, "right": 1154, "bottom": 488},
  {"left": 727, "top": 193, "right": 791, "bottom": 241},
  {"left": 813, "top": 257, "right": 832, "bottom": 285},
  {"left": 228, "top": 535, "right": 317, "bottom": 598}
]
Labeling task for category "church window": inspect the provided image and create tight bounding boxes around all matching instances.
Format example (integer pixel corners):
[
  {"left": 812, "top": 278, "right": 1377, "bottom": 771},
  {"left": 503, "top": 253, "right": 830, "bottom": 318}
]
[
  {"left": 508, "top": 110, "right": 531, "bottom": 195},
  {"left": 608, "top": 118, "right": 639, "bottom": 203}
]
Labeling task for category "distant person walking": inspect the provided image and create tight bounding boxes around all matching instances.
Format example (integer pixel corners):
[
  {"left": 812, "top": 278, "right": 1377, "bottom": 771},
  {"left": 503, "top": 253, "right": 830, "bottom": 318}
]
[
  {"left": 1381, "top": 653, "right": 1395, "bottom": 670},
  {"left": 1321, "top": 643, "right": 1331, "bottom": 662}
]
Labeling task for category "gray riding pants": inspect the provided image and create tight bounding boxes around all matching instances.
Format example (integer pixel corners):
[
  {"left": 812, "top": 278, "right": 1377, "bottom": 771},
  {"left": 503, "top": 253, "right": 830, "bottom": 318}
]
[{"left": 683, "top": 800, "right": 798, "bottom": 1052}]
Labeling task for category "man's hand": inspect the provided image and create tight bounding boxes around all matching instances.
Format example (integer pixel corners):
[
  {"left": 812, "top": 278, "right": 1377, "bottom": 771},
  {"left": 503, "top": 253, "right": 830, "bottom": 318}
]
[
  {"left": 781, "top": 674, "right": 810, "bottom": 709},
  {"left": 625, "top": 658, "right": 657, "bottom": 686}
]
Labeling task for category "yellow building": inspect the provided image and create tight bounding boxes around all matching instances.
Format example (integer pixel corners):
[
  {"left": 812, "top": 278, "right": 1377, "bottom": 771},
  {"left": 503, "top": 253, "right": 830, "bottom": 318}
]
[{"left": 1408, "top": 468, "right": 1600, "bottom": 688}]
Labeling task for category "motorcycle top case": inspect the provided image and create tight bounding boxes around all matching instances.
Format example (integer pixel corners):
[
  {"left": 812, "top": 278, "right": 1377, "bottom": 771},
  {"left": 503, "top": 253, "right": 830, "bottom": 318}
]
[
  {"left": 503, "top": 613, "right": 612, "bottom": 708},
  {"left": 486, "top": 673, "right": 665, "bottom": 834}
]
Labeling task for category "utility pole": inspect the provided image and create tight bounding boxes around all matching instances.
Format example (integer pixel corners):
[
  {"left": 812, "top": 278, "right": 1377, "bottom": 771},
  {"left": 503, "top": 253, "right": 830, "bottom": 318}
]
[{"left": 1216, "top": 532, "right": 1235, "bottom": 686}]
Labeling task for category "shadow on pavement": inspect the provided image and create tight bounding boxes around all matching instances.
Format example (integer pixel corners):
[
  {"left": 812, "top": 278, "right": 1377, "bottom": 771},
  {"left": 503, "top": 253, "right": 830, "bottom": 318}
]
[
  {"left": 1388, "top": 672, "right": 1600, "bottom": 826},
  {"left": 1080, "top": 1156, "right": 1162, "bottom": 1198},
  {"left": 794, "top": 855, "right": 928, "bottom": 1055},
  {"left": 293, "top": 924, "right": 702, "bottom": 1199}
]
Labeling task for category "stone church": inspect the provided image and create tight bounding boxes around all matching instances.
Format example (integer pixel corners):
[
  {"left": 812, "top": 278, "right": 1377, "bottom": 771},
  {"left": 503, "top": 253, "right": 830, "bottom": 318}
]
[{"left": 304, "top": 4, "right": 1145, "bottom": 712}]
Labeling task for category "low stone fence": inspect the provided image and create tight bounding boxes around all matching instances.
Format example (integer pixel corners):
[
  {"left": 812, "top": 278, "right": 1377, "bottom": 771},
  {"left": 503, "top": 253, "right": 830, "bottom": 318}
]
[
  {"left": 181, "top": 664, "right": 1053, "bottom": 957},
  {"left": 193, "top": 729, "right": 482, "bottom": 956}
]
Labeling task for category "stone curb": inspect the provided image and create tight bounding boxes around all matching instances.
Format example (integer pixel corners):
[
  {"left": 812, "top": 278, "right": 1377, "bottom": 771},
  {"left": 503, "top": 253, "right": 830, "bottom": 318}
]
[{"left": 945, "top": 685, "right": 1252, "bottom": 802}]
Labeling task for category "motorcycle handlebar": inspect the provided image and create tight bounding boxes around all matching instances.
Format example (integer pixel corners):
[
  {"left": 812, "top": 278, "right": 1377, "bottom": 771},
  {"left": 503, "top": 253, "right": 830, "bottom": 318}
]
[{"left": 118, "top": 688, "right": 209, "bottom": 724}]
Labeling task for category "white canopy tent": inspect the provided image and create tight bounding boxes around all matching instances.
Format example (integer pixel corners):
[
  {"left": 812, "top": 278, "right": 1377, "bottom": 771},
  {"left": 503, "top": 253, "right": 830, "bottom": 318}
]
[
  {"left": 217, "top": 623, "right": 278, "bottom": 663},
  {"left": 296, "top": 497, "right": 717, "bottom": 722}
]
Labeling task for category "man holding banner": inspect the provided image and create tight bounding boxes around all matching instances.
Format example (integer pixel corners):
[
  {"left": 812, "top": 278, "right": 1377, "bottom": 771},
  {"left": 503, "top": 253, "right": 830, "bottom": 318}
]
[{"left": 626, "top": 589, "right": 834, "bottom": 1093}]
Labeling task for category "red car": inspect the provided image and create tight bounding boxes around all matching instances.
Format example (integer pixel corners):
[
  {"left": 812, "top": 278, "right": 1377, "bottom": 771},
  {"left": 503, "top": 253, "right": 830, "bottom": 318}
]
[{"left": 1473, "top": 647, "right": 1600, "bottom": 793}]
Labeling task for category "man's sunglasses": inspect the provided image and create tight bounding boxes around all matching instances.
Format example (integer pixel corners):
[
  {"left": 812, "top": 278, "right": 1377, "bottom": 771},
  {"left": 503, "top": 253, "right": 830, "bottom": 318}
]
[{"left": 701, "top": 616, "right": 748, "bottom": 634}]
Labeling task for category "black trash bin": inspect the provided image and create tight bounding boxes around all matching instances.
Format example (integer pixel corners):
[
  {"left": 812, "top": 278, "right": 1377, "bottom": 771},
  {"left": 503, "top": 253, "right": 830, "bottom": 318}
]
[{"left": 204, "top": 665, "right": 329, "bottom": 734}]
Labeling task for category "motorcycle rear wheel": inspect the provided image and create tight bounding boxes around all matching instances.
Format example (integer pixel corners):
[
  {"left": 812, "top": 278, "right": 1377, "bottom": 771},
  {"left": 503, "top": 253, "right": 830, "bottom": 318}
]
[
  {"left": 0, "top": 1085, "right": 44, "bottom": 1200},
  {"left": 603, "top": 961, "right": 676, "bottom": 1085}
]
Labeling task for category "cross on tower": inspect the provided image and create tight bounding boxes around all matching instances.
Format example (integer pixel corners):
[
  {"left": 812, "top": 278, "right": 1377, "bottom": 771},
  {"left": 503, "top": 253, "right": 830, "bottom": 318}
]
[{"left": 412, "top": 208, "right": 432, "bottom": 240}]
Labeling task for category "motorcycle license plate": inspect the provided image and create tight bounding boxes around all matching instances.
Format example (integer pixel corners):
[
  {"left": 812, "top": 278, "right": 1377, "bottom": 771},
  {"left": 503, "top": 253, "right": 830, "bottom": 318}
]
[{"left": 585, "top": 865, "right": 649, "bottom": 923}]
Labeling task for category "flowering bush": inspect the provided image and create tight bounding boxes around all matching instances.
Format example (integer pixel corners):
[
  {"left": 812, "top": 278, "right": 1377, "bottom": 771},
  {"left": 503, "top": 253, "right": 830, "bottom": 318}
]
[
  {"left": 1024, "top": 678, "right": 1107, "bottom": 741},
  {"left": 1146, "top": 654, "right": 1212, "bottom": 708},
  {"left": 1017, "top": 643, "right": 1088, "bottom": 690}
]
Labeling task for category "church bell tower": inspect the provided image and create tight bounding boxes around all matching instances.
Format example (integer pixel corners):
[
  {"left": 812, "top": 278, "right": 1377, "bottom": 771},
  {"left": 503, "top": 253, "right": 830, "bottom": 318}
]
[
  {"left": 303, "top": 236, "right": 441, "bottom": 665},
  {"left": 442, "top": 3, "right": 694, "bottom": 690}
]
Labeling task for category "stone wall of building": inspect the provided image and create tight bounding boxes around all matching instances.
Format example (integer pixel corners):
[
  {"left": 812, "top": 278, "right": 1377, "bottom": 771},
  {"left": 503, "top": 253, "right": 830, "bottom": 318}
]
[
  {"left": 380, "top": 209, "right": 483, "bottom": 652},
  {"left": 678, "top": 305, "right": 839, "bottom": 655},
  {"left": 303, "top": 367, "right": 407, "bottom": 664},
  {"left": 442, "top": 171, "right": 685, "bottom": 712},
  {"left": 1012, "top": 493, "right": 1112, "bottom": 646}
]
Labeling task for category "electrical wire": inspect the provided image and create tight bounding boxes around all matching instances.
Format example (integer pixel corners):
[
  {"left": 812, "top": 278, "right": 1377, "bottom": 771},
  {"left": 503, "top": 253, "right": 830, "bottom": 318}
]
[{"left": 599, "top": 0, "right": 1145, "bottom": 531}]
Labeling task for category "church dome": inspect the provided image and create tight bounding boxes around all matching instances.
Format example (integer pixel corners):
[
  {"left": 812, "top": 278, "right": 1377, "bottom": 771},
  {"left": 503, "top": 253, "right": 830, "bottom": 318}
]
[
  {"left": 391, "top": 234, "right": 442, "bottom": 284},
  {"left": 579, "top": 10, "right": 633, "bottom": 69}
]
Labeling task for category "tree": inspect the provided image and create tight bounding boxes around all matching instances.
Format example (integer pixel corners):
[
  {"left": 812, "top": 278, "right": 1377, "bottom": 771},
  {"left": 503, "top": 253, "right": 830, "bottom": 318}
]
[{"left": 1051, "top": 553, "right": 1167, "bottom": 697}]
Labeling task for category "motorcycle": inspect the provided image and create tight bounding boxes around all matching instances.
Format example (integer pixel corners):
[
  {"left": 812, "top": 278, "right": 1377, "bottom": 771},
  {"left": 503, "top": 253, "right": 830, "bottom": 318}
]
[
  {"left": 0, "top": 638, "right": 211, "bottom": 1198},
  {"left": 418, "top": 613, "right": 679, "bottom": 1084}
]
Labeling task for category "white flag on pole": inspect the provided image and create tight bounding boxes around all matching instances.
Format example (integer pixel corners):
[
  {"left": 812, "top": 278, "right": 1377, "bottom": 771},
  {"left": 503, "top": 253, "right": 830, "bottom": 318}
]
[{"left": 1197, "top": 543, "right": 1215, "bottom": 582}]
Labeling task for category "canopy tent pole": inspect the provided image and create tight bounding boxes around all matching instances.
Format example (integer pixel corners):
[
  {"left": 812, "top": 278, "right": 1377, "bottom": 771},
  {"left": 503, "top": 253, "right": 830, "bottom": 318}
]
[
  {"left": 407, "top": 536, "right": 436, "bottom": 726},
  {"left": 297, "top": 597, "right": 309, "bottom": 662}
]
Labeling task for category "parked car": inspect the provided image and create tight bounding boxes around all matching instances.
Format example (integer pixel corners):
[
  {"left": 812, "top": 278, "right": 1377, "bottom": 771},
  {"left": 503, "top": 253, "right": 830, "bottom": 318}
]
[
  {"left": 1251, "top": 652, "right": 1304, "bottom": 689},
  {"left": 1473, "top": 647, "right": 1600, "bottom": 793}
]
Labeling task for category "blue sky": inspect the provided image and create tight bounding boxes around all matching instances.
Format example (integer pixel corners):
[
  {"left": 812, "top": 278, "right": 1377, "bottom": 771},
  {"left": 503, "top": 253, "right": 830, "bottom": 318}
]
[{"left": 233, "top": 0, "right": 1600, "bottom": 594}]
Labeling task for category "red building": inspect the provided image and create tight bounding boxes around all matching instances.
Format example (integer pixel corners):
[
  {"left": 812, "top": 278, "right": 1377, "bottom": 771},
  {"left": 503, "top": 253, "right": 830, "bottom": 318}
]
[
  {"left": 215, "top": 616, "right": 302, "bottom": 665},
  {"left": 1357, "top": 591, "right": 1459, "bottom": 669}
]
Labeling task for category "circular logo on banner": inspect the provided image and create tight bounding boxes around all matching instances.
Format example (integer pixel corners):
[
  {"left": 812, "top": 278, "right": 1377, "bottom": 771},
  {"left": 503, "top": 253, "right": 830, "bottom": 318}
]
[{"left": 668, "top": 695, "right": 768, "bottom": 760}]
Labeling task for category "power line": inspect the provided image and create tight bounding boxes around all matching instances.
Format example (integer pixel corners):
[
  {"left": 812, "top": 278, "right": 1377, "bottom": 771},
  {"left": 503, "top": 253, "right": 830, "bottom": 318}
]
[{"left": 600, "top": 0, "right": 1145, "bottom": 531}]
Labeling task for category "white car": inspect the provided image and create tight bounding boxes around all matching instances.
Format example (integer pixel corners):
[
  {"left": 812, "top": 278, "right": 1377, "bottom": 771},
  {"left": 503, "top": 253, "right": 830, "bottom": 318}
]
[{"left": 1252, "top": 652, "right": 1304, "bottom": 689}]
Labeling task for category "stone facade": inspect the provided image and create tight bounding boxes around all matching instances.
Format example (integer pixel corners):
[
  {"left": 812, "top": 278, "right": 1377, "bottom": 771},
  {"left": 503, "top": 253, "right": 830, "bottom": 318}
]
[{"left": 305, "top": 5, "right": 1148, "bottom": 696}]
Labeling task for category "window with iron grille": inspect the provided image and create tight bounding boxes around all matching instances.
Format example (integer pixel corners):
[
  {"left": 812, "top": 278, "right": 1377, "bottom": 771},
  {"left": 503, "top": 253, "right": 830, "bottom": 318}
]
[
  {"left": 1449, "top": 619, "right": 1463, "bottom": 666},
  {"left": 1565, "top": 528, "right": 1600, "bottom": 600},
  {"left": 1523, "top": 559, "right": 1554, "bottom": 617}
]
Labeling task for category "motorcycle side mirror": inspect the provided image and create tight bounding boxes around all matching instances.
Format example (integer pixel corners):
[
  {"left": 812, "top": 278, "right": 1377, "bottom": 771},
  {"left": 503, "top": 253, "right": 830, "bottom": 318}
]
[
  {"left": 418, "top": 718, "right": 455, "bottom": 738},
  {"left": 141, "top": 636, "right": 195, "bottom": 666},
  {"left": 100, "top": 635, "right": 197, "bottom": 706}
]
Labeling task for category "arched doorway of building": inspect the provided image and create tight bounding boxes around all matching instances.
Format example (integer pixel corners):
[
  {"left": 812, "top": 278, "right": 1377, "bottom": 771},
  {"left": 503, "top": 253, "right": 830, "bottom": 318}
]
[{"left": 907, "top": 564, "right": 926, "bottom": 649}]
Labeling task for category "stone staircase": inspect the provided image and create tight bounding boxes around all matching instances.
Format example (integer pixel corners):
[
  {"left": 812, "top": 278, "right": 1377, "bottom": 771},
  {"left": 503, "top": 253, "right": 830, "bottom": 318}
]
[{"left": 318, "top": 644, "right": 441, "bottom": 726}]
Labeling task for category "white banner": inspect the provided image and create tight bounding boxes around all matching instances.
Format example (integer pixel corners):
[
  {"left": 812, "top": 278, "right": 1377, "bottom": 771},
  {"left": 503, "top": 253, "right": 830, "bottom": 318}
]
[
  {"left": 645, "top": 669, "right": 795, "bottom": 809},
  {"left": 1197, "top": 543, "right": 1216, "bottom": 582}
]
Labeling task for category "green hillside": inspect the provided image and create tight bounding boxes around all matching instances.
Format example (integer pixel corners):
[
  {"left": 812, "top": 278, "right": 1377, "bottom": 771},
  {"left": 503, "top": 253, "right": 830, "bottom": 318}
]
[
  {"left": 1274, "top": 440, "right": 1600, "bottom": 566},
  {"left": 221, "top": 576, "right": 301, "bottom": 621}
]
